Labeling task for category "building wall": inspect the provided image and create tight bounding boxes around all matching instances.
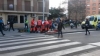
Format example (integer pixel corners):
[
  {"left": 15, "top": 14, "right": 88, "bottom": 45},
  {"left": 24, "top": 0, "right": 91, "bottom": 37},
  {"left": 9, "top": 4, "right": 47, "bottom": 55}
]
[
  {"left": 0, "top": 0, "right": 4, "bottom": 10},
  {"left": 17, "top": 0, "right": 22, "bottom": 11},
  {"left": 86, "top": 0, "right": 100, "bottom": 16},
  {"left": 0, "top": 0, "right": 49, "bottom": 28}
]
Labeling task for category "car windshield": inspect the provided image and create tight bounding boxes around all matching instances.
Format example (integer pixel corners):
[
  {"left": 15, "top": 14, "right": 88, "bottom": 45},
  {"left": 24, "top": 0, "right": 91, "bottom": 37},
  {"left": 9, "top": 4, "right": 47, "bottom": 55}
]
[{"left": 89, "top": 16, "right": 94, "bottom": 21}]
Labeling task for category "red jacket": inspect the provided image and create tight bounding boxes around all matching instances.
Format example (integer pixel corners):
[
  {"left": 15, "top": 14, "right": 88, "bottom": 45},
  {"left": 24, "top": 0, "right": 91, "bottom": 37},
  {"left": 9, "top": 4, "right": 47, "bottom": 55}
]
[
  {"left": 37, "top": 20, "right": 42, "bottom": 25},
  {"left": 31, "top": 20, "right": 35, "bottom": 26},
  {"left": 44, "top": 21, "right": 49, "bottom": 25}
]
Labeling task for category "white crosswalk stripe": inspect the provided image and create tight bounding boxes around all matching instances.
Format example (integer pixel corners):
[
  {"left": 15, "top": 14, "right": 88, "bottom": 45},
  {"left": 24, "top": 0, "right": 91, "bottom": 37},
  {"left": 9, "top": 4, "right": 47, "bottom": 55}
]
[
  {"left": 39, "top": 45, "right": 96, "bottom": 56},
  {"left": 0, "top": 36, "right": 54, "bottom": 43},
  {"left": 0, "top": 35, "right": 98, "bottom": 56},
  {"left": 89, "top": 42, "right": 100, "bottom": 46}
]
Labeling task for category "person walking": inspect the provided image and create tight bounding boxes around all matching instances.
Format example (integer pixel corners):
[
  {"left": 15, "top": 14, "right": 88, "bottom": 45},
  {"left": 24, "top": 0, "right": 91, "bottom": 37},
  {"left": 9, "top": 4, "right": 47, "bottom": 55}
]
[
  {"left": 25, "top": 19, "right": 28, "bottom": 31},
  {"left": 0, "top": 18, "right": 5, "bottom": 36},
  {"left": 9, "top": 19, "right": 14, "bottom": 31},
  {"left": 85, "top": 19, "right": 90, "bottom": 35},
  {"left": 57, "top": 19, "right": 65, "bottom": 38}
]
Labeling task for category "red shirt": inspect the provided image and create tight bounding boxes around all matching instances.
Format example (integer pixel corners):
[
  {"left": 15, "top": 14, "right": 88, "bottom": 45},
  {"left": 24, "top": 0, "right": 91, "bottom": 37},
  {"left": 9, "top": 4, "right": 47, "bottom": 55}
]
[
  {"left": 37, "top": 20, "right": 42, "bottom": 25},
  {"left": 44, "top": 21, "right": 49, "bottom": 25},
  {"left": 31, "top": 20, "right": 35, "bottom": 26}
]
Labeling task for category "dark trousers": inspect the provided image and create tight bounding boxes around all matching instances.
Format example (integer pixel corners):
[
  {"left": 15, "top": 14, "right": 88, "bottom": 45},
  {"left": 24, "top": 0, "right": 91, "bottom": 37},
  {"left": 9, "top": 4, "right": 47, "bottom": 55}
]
[
  {"left": 37, "top": 25, "right": 41, "bottom": 31},
  {"left": 25, "top": 24, "right": 28, "bottom": 29},
  {"left": 58, "top": 30, "right": 63, "bottom": 37},
  {"left": 0, "top": 30, "right": 4, "bottom": 35},
  {"left": 85, "top": 27, "right": 90, "bottom": 35},
  {"left": 30, "top": 26, "right": 35, "bottom": 33},
  {"left": 9, "top": 25, "right": 14, "bottom": 31}
]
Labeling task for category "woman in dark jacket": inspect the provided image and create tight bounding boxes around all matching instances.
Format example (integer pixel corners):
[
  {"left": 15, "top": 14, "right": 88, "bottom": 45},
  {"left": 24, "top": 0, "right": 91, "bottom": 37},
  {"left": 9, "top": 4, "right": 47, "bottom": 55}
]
[
  {"left": 0, "top": 18, "right": 5, "bottom": 36},
  {"left": 85, "top": 19, "right": 90, "bottom": 35},
  {"left": 57, "top": 20, "right": 65, "bottom": 38}
]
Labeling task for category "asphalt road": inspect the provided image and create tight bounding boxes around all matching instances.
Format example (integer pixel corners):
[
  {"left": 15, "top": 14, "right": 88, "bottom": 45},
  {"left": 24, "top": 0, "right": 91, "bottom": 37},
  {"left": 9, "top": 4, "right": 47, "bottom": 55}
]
[
  {"left": 0, "top": 31, "right": 100, "bottom": 56},
  {"left": 62, "top": 31, "right": 100, "bottom": 43}
]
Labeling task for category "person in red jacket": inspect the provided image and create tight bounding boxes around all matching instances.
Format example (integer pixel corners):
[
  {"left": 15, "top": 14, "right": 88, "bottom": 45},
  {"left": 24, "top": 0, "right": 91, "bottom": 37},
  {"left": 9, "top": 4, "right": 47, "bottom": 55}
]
[
  {"left": 44, "top": 19, "right": 49, "bottom": 32},
  {"left": 37, "top": 18, "right": 42, "bottom": 32},
  {"left": 30, "top": 17, "right": 35, "bottom": 33}
]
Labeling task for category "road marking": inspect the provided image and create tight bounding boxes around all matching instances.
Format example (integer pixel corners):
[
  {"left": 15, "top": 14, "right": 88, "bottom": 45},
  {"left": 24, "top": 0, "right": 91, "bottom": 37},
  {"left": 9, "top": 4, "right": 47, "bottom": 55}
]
[
  {"left": 89, "top": 42, "right": 100, "bottom": 46},
  {"left": 0, "top": 35, "right": 54, "bottom": 40},
  {"left": 0, "top": 39, "right": 70, "bottom": 52},
  {"left": 39, "top": 45, "right": 96, "bottom": 56},
  {"left": 0, "top": 38, "right": 58, "bottom": 47},
  {"left": 0, "top": 36, "right": 55, "bottom": 43},
  {"left": 0, "top": 42, "right": 81, "bottom": 56}
]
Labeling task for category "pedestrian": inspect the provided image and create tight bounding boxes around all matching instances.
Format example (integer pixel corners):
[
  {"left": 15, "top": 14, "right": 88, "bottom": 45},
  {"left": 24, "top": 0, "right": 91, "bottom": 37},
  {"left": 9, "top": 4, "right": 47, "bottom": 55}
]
[
  {"left": 85, "top": 19, "right": 90, "bottom": 35},
  {"left": 57, "top": 19, "right": 65, "bottom": 38},
  {"left": 44, "top": 19, "right": 49, "bottom": 32},
  {"left": 30, "top": 17, "right": 35, "bottom": 33},
  {"left": 0, "top": 18, "right": 5, "bottom": 36},
  {"left": 9, "top": 19, "right": 14, "bottom": 31},
  {"left": 25, "top": 19, "right": 28, "bottom": 30},
  {"left": 37, "top": 18, "right": 42, "bottom": 33}
]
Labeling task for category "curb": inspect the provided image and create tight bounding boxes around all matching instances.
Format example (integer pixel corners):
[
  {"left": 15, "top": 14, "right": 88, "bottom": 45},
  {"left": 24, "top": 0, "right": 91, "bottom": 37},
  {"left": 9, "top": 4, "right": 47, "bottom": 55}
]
[{"left": 62, "top": 30, "right": 96, "bottom": 34}]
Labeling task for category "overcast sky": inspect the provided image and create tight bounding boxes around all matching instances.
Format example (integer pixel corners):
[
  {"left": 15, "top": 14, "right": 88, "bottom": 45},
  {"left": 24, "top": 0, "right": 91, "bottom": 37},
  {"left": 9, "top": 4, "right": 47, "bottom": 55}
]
[{"left": 49, "top": 0, "right": 64, "bottom": 8}]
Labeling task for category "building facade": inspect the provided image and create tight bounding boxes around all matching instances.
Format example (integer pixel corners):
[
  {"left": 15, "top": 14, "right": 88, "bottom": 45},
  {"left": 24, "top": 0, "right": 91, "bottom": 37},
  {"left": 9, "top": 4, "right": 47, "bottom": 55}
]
[
  {"left": 86, "top": 0, "right": 100, "bottom": 16},
  {"left": 0, "top": 0, "right": 49, "bottom": 28}
]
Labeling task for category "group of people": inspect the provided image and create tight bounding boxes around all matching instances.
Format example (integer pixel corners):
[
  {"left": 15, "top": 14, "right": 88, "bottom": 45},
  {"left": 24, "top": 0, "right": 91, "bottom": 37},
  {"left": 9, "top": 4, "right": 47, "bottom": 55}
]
[
  {"left": 25, "top": 17, "right": 56, "bottom": 33},
  {"left": 25, "top": 17, "right": 65, "bottom": 38}
]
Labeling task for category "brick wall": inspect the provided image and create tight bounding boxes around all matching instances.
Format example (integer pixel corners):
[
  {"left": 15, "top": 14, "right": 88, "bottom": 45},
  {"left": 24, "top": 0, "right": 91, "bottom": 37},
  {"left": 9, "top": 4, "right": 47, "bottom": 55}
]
[
  {"left": 0, "top": 0, "right": 4, "bottom": 10},
  {"left": 17, "top": 0, "right": 22, "bottom": 11}
]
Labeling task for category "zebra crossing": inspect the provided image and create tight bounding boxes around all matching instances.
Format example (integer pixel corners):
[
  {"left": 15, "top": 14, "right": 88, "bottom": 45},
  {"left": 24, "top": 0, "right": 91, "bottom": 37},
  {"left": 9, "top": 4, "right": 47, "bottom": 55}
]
[{"left": 0, "top": 34, "right": 98, "bottom": 56}]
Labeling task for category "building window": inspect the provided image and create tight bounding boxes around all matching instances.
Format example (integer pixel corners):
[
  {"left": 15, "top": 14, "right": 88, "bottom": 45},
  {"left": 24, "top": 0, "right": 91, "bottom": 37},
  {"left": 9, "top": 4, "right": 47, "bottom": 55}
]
[
  {"left": 99, "top": 11, "right": 100, "bottom": 14},
  {"left": 87, "top": 8, "right": 90, "bottom": 10},
  {"left": 8, "top": 15, "right": 18, "bottom": 23},
  {"left": 20, "top": 15, "right": 24, "bottom": 23},
  {"left": 87, "top": 0, "right": 90, "bottom": 2},
  {"left": 92, "top": 0, "right": 96, "bottom": 2},
  {"left": 38, "top": 2, "right": 43, "bottom": 12},
  {"left": 38, "top": 16, "right": 43, "bottom": 21},
  {"left": 24, "top": 0, "right": 31, "bottom": 11},
  {"left": 99, "top": 3, "right": 100, "bottom": 7},
  {"left": 92, "top": 7, "right": 96, "bottom": 10},
  {"left": 92, "top": 3, "right": 96, "bottom": 6},
  {"left": 92, "top": 11, "right": 96, "bottom": 14}
]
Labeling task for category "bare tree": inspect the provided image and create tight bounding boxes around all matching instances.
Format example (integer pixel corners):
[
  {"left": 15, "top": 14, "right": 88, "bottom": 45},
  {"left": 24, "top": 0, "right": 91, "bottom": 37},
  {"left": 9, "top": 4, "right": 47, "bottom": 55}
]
[{"left": 68, "top": 0, "right": 86, "bottom": 21}]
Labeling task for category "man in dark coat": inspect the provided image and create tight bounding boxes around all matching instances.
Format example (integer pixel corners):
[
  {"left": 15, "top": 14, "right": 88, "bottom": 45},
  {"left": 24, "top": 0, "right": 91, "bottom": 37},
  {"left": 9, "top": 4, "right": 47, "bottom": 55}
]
[
  {"left": 0, "top": 18, "right": 5, "bottom": 36},
  {"left": 85, "top": 19, "right": 90, "bottom": 35},
  {"left": 9, "top": 19, "right": 14, "bottom": 31},
  {"left": 57, "top": 19, "right": 65, "bottom": 38}
]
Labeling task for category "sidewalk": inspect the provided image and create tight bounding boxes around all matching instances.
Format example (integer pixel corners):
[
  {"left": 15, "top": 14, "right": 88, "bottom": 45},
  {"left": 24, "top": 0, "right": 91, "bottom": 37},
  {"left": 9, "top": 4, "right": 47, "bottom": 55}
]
[
  {"left": 0, "top": 27, "right": 96, "bottom": 36},
  {"left": 62, "top": 26, "right": 96, "bottom": 33},
  {"left": 78, "top": 50, "right": 100, "bottom": 56}
]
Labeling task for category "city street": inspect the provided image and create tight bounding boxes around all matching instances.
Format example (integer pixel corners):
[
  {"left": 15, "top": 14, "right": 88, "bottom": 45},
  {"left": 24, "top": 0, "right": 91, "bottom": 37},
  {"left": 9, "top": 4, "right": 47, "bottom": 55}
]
[{"left": 0, "top": 28, "right": 100, "bottom": 56}]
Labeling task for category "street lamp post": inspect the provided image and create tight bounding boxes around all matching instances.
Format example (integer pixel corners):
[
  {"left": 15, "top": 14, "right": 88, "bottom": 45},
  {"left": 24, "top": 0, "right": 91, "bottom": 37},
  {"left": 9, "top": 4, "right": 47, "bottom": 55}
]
[{"left": 43, "top": 0, "right": 45, "bottom": 21}]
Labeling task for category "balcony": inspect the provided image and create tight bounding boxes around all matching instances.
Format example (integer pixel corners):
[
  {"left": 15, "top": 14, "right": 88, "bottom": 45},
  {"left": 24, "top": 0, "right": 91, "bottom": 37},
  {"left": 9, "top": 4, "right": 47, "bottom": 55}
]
[{"left": 0, "top": 4, "right": 33, "bottom": 13}]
